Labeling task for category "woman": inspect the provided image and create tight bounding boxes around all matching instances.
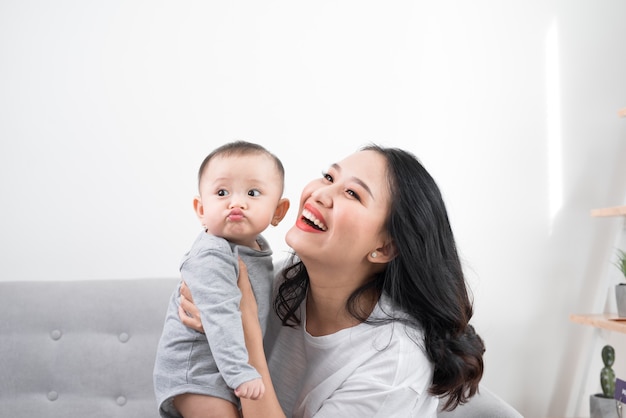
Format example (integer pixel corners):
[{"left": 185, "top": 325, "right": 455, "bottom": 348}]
[{"left": 179, "top": 144, "right": 485, "bottom": 417}]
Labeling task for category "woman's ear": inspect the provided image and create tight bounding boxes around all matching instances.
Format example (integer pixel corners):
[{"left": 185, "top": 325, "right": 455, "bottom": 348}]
[
  {"left": 368, "top": 240, "right": 397, "bottom": 264},
  {"left": 271, "top": 198, "right": 290, "bottom": 226}
]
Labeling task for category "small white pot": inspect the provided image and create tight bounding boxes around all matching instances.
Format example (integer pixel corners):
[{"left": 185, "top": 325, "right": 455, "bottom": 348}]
[{"left": 616, "top": 284, "right": 626, "bottom": 317}]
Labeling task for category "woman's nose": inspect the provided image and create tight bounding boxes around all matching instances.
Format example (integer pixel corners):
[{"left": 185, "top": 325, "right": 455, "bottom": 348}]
[{"left": 310, "top": 184, "right": 333, "bottom": 207}]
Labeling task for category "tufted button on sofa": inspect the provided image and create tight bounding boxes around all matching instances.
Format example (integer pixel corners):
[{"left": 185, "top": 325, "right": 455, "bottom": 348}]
[{"left": 0, "top": 278, "right": 521, "bottom": 418}]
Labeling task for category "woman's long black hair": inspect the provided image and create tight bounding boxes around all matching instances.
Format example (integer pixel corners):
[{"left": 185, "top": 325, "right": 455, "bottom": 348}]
[{"left": 274, "top": 144, "right": 485, "bottom": 411}]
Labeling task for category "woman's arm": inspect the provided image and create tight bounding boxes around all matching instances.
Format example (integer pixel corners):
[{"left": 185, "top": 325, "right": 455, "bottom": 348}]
[{"left": 236, "top": 259, "right": 286, "bottom": 418}]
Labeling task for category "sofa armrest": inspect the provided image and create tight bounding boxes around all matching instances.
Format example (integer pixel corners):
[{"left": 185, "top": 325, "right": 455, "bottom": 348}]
[{"left": 438, "top": 385, "right": 523, "bottom": 418}]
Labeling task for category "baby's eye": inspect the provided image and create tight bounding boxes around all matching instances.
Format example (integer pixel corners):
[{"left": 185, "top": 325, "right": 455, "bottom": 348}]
[
  {"left": 248, "top": 189, "right": 261, "bottom": 197},
  {"left": 322, "top": 172, "right": 333, "bottom": 182},
  {"left": 217, "top": 189, "right": 229, "bottom": 197}
]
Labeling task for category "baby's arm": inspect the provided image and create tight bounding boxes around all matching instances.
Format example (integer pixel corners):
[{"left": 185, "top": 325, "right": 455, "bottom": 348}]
[{"left": 234, "top": 377, "right": 265, "bottom": 400}]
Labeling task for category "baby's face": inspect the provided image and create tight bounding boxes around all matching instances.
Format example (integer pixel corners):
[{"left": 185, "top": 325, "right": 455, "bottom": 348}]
[{"left": 195, "top": 153, "right": 284, "bottom": 247}]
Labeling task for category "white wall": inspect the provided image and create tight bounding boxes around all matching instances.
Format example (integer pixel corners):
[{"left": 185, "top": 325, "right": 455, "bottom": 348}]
[{"left": 1, "top": 1, "right": 626, "bottom": 416}]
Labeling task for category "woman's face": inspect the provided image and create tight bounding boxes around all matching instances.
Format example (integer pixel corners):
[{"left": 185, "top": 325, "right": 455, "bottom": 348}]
[{"left": 285, "top": 149, "right": 393, "bottom": 268}]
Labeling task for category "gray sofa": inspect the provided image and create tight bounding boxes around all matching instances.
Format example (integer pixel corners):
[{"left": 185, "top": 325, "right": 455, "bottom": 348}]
[{"left": 0, "top": 278, "right": 522, "bottom": 418}]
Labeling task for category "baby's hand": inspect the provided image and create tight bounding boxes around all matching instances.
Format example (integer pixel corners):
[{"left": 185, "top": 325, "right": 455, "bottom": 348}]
[{"left": 234, "top": 378, "right": 265, "bottom": 400}]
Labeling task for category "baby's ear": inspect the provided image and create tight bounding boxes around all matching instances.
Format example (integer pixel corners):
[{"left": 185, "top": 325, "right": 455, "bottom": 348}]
[
  {"left": 271, "top": 198, "right": 290, "bottom": 226},
  {"left": 193, "top": 196, "right": 204, "bottom": 220}
]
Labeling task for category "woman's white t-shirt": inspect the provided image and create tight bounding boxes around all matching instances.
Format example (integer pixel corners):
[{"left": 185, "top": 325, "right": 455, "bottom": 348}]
[{"left": 264, "top": 293, "right": 438, "bottom": 418}]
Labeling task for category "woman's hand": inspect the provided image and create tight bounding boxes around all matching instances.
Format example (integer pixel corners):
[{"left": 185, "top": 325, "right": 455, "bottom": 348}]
[{"left": 178, "top": 281, "right": 204, "bottom": 333}]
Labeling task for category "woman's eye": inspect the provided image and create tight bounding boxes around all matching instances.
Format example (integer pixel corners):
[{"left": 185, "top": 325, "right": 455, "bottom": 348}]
[
  {"left": 217, "top": 189, "right": 229, "bottom": 197},
  {"left": 322, "top": 172, "right": 333, "bottom": 182},
  {"left": 248, "top": 189, "right": 261, "bottom": 197},
  {"left": 346, "top": 189, "right": 361, "bottom": 201}
]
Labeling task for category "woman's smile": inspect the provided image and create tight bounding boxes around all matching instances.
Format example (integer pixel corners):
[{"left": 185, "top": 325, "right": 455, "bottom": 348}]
[{"left": 300, "top": 205, "right": 328, "bottom": 231}]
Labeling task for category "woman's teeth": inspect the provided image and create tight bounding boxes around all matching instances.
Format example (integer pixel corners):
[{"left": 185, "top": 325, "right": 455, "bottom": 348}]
[{"left": 302, "top": 208, "right": 327, "bottom": 231}]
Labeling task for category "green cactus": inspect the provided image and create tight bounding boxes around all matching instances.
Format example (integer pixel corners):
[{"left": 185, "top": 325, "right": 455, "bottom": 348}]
[{"left": 600, "top": 345, "right": 616, "bottom": 398}]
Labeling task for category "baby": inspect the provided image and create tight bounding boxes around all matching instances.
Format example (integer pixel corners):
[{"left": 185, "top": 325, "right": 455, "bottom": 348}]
[{"left": 154, "top": 140, "right": 290, "bottom": 418}]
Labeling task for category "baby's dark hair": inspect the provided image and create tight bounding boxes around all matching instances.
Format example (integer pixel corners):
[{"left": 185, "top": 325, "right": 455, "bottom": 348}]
[
  {"left": 274, "top": 144, "right": 484, "bottom": 411},
  {"left": 198, "top": 140, "right": 285, "bottom": 192}
]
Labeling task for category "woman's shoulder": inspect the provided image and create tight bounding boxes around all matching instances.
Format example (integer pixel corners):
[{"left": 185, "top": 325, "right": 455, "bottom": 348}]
[
  {"left": 364, "top": 294, "right": 428, "bottom": 353},
  {"left": 372, "top": 294, "right": 420, "bottom": 326},
  {"left": 344, "top": 304, "right": 434, "bottom": 410}
]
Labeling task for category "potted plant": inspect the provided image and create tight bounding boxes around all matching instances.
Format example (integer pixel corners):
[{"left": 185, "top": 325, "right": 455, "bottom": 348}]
[
  {"left": 590, "top": 345, "right": 619, "bottom": 418},
  {"left": 614, "top": 249, "right": 626, "bottom": 317}
]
